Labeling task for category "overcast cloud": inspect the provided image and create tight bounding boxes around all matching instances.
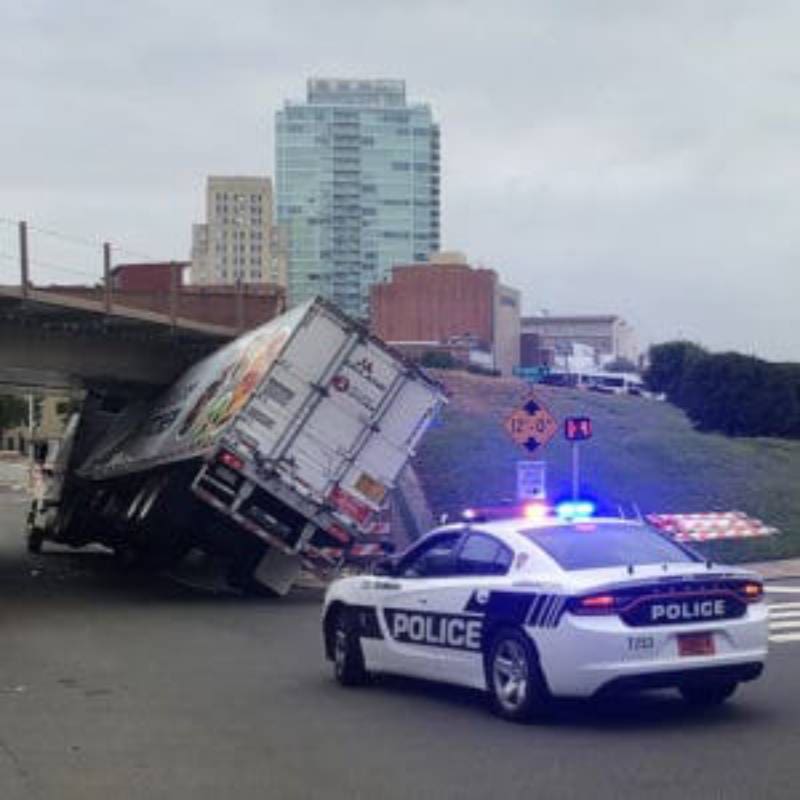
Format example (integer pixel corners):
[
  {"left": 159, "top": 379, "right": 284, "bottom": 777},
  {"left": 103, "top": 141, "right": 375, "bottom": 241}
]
[{"left": 1, "top": 0, "right": 798, "bottom": 360}]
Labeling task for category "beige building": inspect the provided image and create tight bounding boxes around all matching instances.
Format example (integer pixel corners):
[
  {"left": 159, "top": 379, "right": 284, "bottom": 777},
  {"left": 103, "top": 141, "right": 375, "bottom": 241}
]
[
  {"left": 520, "top": 314, "right": 639, "bottom": 367},
  {"left": 191, "top": 176, "right": 287, "bottom": 287},
  {"left": 2, "top": 395, "right": 71, "bottom": 456}
]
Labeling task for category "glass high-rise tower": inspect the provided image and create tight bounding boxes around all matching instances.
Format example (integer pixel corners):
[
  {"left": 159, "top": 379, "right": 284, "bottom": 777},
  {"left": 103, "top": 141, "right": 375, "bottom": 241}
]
[{"left": 275, "top": 78, "right": 440, "bottom": 318}]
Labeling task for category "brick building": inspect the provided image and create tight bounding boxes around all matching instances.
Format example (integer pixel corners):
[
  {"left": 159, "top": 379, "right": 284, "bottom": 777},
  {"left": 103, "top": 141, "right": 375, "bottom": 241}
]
[
  {"left": 111, "top": 262, "right": 187, "bottom": 292},
  {"left": 45, "top": 260, "right": 286, "bottom": 332},
  {"left": 370, "top": 252, "right": 520, "bottom": 376}
]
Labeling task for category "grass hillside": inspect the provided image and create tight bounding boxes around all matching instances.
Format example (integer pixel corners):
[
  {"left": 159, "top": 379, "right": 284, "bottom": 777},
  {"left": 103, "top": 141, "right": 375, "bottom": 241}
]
[{"left": 412, "top": 371, "right": 800, "bottom": 563}]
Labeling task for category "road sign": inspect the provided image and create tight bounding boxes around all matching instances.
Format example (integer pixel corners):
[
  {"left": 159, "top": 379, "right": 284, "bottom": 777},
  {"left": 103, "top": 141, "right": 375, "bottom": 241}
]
[
  {"left": 517, "top": 461, "right": 546, "bottom": 501},
  {"left": 513, "top": 365, "right": 551, "bottom": 383},
  {"left": 564, "top": 416, "right": 592, "bottom": 441},
  {"left": 504, "top": 393, "right": 559, "bottom": 454}
]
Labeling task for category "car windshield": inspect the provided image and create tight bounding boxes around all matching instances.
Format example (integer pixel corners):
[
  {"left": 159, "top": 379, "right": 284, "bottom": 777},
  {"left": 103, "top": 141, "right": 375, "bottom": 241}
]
[{"left": 521, "top": 522, "right": 700, "bottom": 571}]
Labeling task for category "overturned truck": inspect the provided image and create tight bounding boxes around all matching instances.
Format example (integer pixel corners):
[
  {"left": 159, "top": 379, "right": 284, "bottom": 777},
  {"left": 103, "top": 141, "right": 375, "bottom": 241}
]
[{"left": 29, "top": 298, "right": 445, "bottom": 595}]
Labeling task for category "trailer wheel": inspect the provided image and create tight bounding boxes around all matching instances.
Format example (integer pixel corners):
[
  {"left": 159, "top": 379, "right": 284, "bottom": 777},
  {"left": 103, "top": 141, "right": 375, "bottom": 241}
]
[
  {"left": 25, "top": 501, "right": 43, "bottom": 553},
  {"left": 113, "top": 544, "right": 139, "bottom": 569},
  {"left": 27, "top": 528, "right": 44, "bottom": 554}
]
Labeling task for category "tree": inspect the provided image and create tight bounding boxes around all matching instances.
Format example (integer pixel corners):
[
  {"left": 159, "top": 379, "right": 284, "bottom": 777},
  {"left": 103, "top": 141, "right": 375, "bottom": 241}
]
[
  {"left": 681, "top": 353, "right": 799, "bottom": 437},
  {"left": 0, "top": 395, "right": 27, "bottom": 442},
  {"left": 644, "top": 341, "right": 708, "bottom": 406}
]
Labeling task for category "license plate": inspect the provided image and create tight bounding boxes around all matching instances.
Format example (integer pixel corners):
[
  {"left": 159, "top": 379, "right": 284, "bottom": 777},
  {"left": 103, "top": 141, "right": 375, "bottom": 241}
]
[{"left": 678, "top": 632, "right": 715, "bottom": 657}]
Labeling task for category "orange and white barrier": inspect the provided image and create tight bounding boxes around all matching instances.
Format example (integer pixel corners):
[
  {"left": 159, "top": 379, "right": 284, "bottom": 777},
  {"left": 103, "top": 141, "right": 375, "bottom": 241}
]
[{"left": 646, "top": 511, "right": 779, "bottom": 541}]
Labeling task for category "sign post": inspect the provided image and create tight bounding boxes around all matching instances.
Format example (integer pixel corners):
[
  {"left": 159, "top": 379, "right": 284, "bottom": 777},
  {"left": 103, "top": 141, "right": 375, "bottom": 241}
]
[
  {"left": 564, "top": 417, "right": 592, "bottom": 500},
  {"left": 571, "top": 443, "right": 579, "bottom": 501}
]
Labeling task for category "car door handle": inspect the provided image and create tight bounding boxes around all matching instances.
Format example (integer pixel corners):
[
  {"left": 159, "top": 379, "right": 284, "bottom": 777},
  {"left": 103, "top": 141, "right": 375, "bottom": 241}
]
[{"left": 417, "top": 598, "right": 428, "bottom": 605}]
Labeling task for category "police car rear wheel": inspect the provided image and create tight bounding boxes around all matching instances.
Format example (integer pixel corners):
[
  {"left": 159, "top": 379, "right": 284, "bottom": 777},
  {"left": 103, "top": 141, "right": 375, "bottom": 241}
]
[
  {"left": 679, "top": 680, "right": 738, "bottom": 707},
  {"left": 333, "top": 608, "right": 369, "bottom": 687},
  {"left": 488, "top": 628, "right": 546, "bottom": 722}
]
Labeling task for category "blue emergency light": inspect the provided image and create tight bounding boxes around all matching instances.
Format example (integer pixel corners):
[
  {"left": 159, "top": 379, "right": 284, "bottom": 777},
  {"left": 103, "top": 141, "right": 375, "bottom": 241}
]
[{"left": 556, "top": 500, "right": 596, "bottom": 520}]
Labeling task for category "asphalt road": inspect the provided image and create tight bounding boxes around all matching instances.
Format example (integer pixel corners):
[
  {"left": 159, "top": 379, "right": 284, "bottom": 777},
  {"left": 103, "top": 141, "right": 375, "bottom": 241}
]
[{"left": 1, "top": 494, "right": 800, "bottom": 800}]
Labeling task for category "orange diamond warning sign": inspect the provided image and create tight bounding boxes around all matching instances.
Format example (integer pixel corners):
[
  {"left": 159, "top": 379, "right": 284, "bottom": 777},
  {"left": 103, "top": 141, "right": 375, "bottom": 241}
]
[{"left": 504, "top": 394, "right": 559, "bottom": 454}]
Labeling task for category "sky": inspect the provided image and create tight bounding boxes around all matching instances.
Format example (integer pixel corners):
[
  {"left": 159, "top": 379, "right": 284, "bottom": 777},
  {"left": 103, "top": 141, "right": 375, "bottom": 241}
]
[{"left": 0, "top": 0, "right": 798, "bottom": 361}]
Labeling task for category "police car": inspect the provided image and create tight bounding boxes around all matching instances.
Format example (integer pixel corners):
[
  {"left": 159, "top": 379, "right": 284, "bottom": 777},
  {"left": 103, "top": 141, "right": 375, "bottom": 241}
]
[{"left": 322, "top": 504, "right": 768, "bottom": 721}]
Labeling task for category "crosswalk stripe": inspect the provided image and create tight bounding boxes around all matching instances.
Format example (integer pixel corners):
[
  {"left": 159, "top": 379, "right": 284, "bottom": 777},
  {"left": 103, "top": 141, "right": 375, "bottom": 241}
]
[
  {"left": 768, "top": 602, "right": 800, "bottom": 612},
  {"left": 769, "top": 620, "right": 800, "bottom": 630},
  {"left": 764, "top": 585, "right": 800, "bottom": 594},
  {"left": 770, "top": 633, "right": 800, "bottom": 643},
  {"left": 767, "top": 600, "right": 800, "bottom": 643}
]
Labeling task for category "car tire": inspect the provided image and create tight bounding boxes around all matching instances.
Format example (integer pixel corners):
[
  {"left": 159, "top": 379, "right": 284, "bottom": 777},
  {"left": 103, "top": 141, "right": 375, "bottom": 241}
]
[
  {"left": 487, "top": 627, "right": 548, "bottom": 722},
  {"left": 332, "top": 607, "right": 369, "bottom": 687},
  {"left": 679, "top": 681, "right": 738, "bottom": 707}
]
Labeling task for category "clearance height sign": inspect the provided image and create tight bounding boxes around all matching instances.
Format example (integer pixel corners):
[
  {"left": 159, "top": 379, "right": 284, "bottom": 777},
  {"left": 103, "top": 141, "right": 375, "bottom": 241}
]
[{"left": 504, "top": 393, "right": 559, "bottom": 454}]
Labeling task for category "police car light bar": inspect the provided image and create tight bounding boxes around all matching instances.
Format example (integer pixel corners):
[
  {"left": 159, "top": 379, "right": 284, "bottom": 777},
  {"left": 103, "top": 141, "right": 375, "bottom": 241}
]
[{"left": 556, "top": 500, "right": 596, "bottom": 520}]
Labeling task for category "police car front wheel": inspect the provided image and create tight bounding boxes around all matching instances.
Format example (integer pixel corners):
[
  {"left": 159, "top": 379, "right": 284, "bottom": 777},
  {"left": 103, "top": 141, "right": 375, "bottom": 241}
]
[
  {"left": 332, "top": 607, "right": 370, "bottom": 687},
  {"left": 487, "top": 628, "right": 547, "bottom": 722}
]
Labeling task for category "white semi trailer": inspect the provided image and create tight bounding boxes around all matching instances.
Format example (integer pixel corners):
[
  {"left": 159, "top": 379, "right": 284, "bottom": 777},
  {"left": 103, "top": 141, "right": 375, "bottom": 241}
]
[{"left": 28, "top": 298, "right": 445, "bottom": 595}]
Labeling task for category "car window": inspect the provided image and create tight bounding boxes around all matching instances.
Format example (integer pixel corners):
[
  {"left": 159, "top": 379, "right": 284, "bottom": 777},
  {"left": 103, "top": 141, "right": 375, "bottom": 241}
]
[
  {"left": 522, "top": 523, "right": 699, "bottom": 571},
  {"left": 399, "top": 532, "right": 462, "bottom": 578},
  {"left": 456, "top": 532, "right": 513, "bottom": 576}
]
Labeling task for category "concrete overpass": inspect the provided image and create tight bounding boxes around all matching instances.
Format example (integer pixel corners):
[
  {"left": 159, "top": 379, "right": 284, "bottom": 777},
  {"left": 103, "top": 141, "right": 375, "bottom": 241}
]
[{"left": 0, "top": 284, "right": 237, "bottom": 395}]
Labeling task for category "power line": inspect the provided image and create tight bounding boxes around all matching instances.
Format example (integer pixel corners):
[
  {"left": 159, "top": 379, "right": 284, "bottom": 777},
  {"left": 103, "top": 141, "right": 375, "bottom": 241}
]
[{"left": 0, "top": 216, "right": 162, "bottom": 263}]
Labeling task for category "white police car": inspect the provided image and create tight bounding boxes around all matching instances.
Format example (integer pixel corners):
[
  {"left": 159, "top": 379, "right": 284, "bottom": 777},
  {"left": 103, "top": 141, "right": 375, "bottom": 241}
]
[{"left": 322, "top": 506, "right": 768, "bottom": 721}]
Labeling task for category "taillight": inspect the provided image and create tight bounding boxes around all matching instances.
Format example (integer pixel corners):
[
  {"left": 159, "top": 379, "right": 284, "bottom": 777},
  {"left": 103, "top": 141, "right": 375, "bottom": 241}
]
[
  {"left": 217, "top": 450, "right": 244, "bottom": 472},
  {"left": 740, "top": 581, "right": 764, "bottom": 603},
  {"left": 568, "top": 593, "right": 625, "bottom": 616}
]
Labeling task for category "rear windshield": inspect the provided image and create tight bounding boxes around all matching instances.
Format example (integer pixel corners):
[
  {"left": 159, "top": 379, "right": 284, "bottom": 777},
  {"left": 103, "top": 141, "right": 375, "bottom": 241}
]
[{"left": 522, "top": 523, "right": 699, "bottom": 571}]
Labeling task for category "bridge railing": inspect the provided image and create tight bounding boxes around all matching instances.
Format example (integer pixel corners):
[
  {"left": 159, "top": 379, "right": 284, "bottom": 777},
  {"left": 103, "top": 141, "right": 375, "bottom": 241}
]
[{"left": 0, "top": 218, "right": 282, "bottom": 333}]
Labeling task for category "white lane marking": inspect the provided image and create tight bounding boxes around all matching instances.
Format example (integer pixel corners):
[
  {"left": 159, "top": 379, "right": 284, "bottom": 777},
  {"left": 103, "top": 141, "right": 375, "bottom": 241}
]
[
  {"left": 768, "top": 620, "right": 800, "bottom": 630},
  {"left": 764, "top": 586, "right": 800, "bottom": 594},
  {"left": 768, "top": 602, "right": 800, "bottom": 611},
  {"left": 769, "top": 633, "right": 800, "bottom": 643},
  {"left": 769, "top": 612, "right": 800, "bottom": 620}
]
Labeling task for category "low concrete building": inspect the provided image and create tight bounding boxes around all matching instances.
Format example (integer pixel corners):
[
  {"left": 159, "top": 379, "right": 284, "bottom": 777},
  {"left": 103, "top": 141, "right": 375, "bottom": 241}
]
[
  {"left": 2, "top": 395, "right": 70, "bottom": 456},
  {"left": 370, "top": 252, "right": 520, "bottom": 376},
  {"left": 520, "top": 314, "right": 638, "bottom": 368}
]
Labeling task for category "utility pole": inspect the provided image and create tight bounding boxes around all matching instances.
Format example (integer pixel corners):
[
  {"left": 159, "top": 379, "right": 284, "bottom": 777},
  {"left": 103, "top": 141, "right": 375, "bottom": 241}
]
[
  {"left": 27, "top": 393, "right": 34, "bottom": 462},
  {"left": 18, "top": 220, "right": 29, "bottom": 299},
  {"left": 103, "top": 242, "right": 112, "bottom": 313}
]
